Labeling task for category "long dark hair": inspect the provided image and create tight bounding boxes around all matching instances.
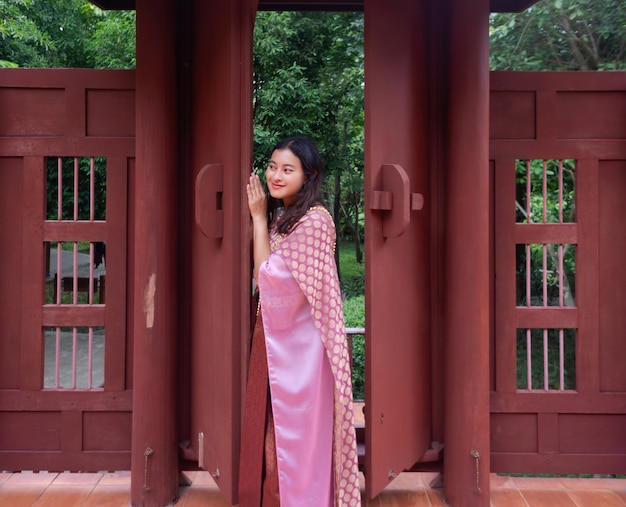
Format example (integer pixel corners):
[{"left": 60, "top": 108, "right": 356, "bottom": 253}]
[{"left": 267, "top": 136, "right": 325, "bottom": 234}]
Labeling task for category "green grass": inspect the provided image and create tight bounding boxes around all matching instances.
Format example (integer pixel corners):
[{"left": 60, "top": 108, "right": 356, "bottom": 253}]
[
  {"left": 338, "top": 240, "right": 364, "bottom": 299},
  {"left": 338, "top": 240, "right": 365, "bottom": 399}
]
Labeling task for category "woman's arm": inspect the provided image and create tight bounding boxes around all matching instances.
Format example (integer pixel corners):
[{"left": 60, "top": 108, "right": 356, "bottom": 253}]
[{"left": 246, "top": 173, "right": 270, "bottom": 283}]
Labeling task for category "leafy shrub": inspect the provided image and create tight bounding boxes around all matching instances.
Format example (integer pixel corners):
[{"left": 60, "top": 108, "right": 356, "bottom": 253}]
[{"left": 343, "top": 294, "right": 364, "bottom": 399}]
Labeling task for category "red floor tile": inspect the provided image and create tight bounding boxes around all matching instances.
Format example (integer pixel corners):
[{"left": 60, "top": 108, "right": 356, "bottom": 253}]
[
  {"left": 490, "top": 474, "right": 517, "bottom": 489},
  {"left": 0, "top": 488, "right": 44, "bottom": 507},
  {"left": 490, "top": 488, "right": 528, "bottom": 507},
  {"left": 424, "top": 486, "right": 447, "bottom": 506},
  {"left": 566, "top": 489, "right": 626, "bottom": 507},
  {"left": 512, "top": 476, "right": 566, "bottom": 490},
  {"left": 0, "top": 470, "right": 623, "bottom": 506},
  {"left": 181, "top": 487, "right": 231, "bottom": 507},
  {"left": 97, "top": 471, "right": 131, "bottom": 486},
  {"left": 51, "top": 472, "right": 103, "bottom": 486},
  {"left": 559, "top": 477, "right": 618, "bottom": 491},
  {"left": 520, "top": 489, "right": 578, "bottom": 507},
  {"left": 4, "top": 473, "right": 57, "bottom": 487},
  {"left": 33, "top": 486, "right": 91, "bottom": 506},
  {"left": 82, "top": 485, "right": 131, "bottom": 507},
  {"left": 375, "top": 489, "right": 432, "bottom": 507}
]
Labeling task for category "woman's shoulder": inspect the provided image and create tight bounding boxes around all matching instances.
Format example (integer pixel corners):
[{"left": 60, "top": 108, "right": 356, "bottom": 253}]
[{"left": 303, "top": 204, "right": 334, "bottom": 226}]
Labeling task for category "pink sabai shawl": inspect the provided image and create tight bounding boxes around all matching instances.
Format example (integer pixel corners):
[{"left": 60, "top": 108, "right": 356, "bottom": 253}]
[{"left": 260, "top": 206, "right": 361, "bottom": 507}]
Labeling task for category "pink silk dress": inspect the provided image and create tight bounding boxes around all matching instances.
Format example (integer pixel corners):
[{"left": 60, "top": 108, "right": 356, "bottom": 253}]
[
  {"left": 259, "top": 254, "right": 334, "bottom": 506},
  {"left": 258, "top": 206, "right": 361, "bottom": 507}
]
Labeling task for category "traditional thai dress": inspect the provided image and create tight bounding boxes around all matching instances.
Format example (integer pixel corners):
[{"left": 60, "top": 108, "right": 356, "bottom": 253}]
[{"left": 239, "top": 206, "right": 361, "bottom": 507}]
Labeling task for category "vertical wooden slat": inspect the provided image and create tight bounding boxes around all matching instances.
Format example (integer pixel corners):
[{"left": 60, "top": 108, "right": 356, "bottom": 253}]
[
  {"left": 20, "top": 156, "right": 45, "bottom": 390},
  {"left": 495, "top": 158, "right": 518, "bottom": 393},
  {"left": 105, "top": 156, "right": 128, "bottom": 392},
  {"left": 575, "top": 159, "right": 599, "bottom": 393}
]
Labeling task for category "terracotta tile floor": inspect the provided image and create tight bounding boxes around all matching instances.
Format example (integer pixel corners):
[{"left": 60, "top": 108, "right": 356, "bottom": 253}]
[{"left": 0, "top": 470, "right": 624, "bottom": 506}]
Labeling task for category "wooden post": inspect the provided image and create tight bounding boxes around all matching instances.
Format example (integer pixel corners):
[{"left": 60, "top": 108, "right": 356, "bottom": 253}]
[
  {"left": 443, "top": 0, "right": 491, "bottom": 504},
  {"left": 131, "top": 0, "right": 179, "bottom": 504}
]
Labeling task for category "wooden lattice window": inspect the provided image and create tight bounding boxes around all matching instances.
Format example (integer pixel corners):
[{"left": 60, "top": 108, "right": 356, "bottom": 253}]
[
  {"left": 514, "top": 159, "right": 577, "bottom": 392},
  {"left": 43, "top": 156, "right": 106, "bottom": 390}
]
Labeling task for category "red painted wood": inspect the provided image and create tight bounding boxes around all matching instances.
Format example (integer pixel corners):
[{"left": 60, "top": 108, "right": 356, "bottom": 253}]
[
  {"left": 20, "top": 157, "right": 45, "bottom": 391},
  {"left": 194, "top": 164, "right": 224, "bottom": 239},
  {"left": 514, "top": 223, "right": 578, "bottom": 244},
  {"left": 131, "top": 0, "right": 179, "bottom": 504},
  {"left": 86, "top": 89, "right": 135, "bottom": 137},
  {"left": 443, "top": 0, "right": 492, "bottom": 505},
  {"left": 490, "top": 71, "right": 626, "bottom": 475},
  {"left": 597, "top": 160, "right": 626, "bottom": 392},
  {"left": 575, "top": 159, "right": 600, "bottom": 394},
  {"left": 104, "top": 155, "right": 129, "bottom": 392},
  {"left": 44, "top": 221, "right": 107, "bottom": 241},
  {"left": 364, "top": 0, "right": 431, "bottom": 498},
  {"left": 42, "top": 306, "right": 105, "bottom": 327},
  {"left": 186, "top": 0, "right": 255, "bottom": 503},
  {"left": 491, "top": 392, "right": 626, "bottom": 414},
  {"left": 515, "top": 308, "right": 578, "bottom": 329},
  {"left": 494, "top": 158, "right": 518, "bottom": 393},
  {"left": 83, "top": 412, "right": 132, "bottom": 450},
  {"left": 0, "top": 157, "right": 24, "bottom": 389},
  {"left": 0, "top": 69, "right": 134, "bottom": 473}
]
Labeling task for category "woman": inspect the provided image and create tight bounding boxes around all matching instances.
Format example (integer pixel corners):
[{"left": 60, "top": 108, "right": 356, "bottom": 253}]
[{"left": 240, "top": 136, "right": 361, "bottom": 507}]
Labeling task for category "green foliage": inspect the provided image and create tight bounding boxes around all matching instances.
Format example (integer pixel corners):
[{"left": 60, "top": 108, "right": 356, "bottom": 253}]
[
  {"left": 343, "top": 294, "right": 364, "bottom": 399},
  {"left": 46, "top": 157, "right": 107, "bottom": 221},
  {"left": 515, "top": 160, "right": 576, "bottom": 307},
  {"left": 0, "top": 0, "right": 135, "bottom": 69},
  {"left": 0, "top": 0, "right": 55, "bottom": 67},
  {"left": 490, "top": 0, "right": 626, "bottom": 70},
  {"left": 253, "top": 12, "right": 363, "bottom": 167},
  {"left": 516, "top": 328, "right": 576, "bottom": 390},
  {"left": 87, "top": 10, "right": 135, "bottom": 69},
  {"left": 338, "top": 241, "right": 365, "bottom": 298},
  {"left": 253, "top": 12, "right": 365, "bottom": 255},
  {"left": 339, "top": 239, "right": 365, "bottom": 398}
]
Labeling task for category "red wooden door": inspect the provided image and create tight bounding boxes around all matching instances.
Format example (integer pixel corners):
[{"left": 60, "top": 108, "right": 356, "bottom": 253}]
[
  {"left": 0, "top": 69, "right": 134, "bottom": 471},
  {"left": 363, "top": 0, "right": 432, "bottom": 498},
  {"left": 185, "top": 0, "right": 256, "bottom": 504},
  {"left": 490, "top": 71, "right": 626, "bottom": 473}
]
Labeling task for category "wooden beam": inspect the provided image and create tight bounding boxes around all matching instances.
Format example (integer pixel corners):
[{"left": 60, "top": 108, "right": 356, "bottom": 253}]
[{"left": 91, "top": 0, "right": 540, "bottom": 13}]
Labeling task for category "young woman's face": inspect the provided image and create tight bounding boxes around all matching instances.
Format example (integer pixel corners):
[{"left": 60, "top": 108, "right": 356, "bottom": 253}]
[{"left": 265, "top": 148, "right": 307, "bottom": 208}]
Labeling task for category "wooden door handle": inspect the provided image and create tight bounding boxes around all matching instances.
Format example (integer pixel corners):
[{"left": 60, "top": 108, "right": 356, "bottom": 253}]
[
  {"left": 370, "top": 164, "right": 423, "bottom": 238},
  {"left": 195, "top": 164, "right": 223, "bottom": 238}
]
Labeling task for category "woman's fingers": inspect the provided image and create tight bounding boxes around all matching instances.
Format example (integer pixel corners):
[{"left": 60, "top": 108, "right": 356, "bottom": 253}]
[{"left": 247, "top": 173, "right": 266, "bottom": 216}]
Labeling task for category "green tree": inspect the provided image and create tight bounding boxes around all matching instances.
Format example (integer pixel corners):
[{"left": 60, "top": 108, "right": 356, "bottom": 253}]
[
  {"left": 253, "top": 11, "right": 364, "bottom": 261},
  {"left": 87, "top": 10, "right": 135, "bottom": 68},
  {"left": 0, "top": 0, "right": 54, "bottom": 67},
  {"left": 490, "top": 0, "right": 626, "bottom": 70},
  {"left": 0, "top": 0, "right": 135, "bottom": 69}
]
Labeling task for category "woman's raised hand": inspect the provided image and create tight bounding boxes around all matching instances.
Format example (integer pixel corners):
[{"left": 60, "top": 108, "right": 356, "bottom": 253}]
[{"left": 246, "top": 173, "right": 267, "bottom": 221}]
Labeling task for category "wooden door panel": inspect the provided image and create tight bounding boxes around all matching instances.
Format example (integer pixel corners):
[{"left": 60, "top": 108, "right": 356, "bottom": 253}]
[
  {"left": 490, "top": 71, "right": 626, "bottom": 474},
  {"left": 364, "top": 0, "right": 431, "bottom": 497},
  {"left": 187, "top": 0, "right": 255, "bottom": 503},
  {"left": 0, "top": 69, "right": 134, "bottom": 472},
  {"left": 0, "top": 157, "right": 25, "bottom": 389}
]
